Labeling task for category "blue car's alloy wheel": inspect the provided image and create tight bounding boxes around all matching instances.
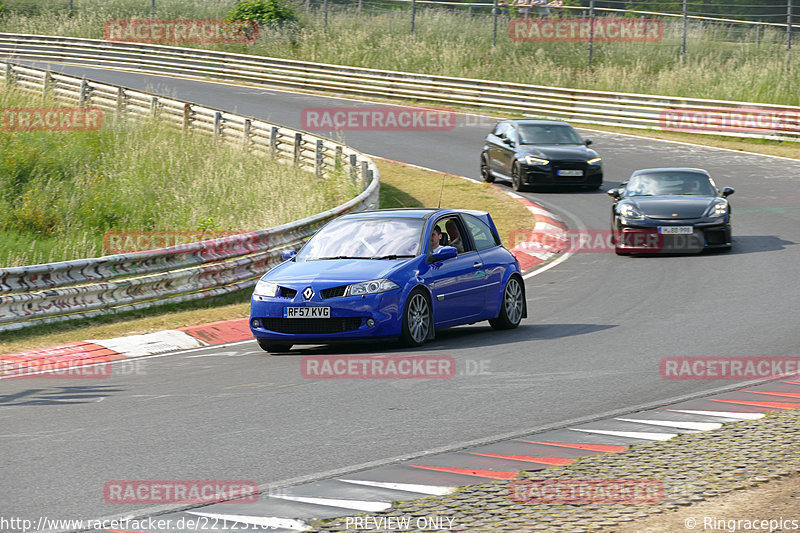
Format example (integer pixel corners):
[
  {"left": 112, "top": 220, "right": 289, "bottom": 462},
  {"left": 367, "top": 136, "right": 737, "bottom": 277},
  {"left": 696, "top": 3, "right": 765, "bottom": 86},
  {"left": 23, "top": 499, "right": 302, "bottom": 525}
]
[
  {"left": 401, "top": 289, "right": 431, "bottom": 346},
  {"left": 490, "top": 276, "right": 524, "bottom": 330}
]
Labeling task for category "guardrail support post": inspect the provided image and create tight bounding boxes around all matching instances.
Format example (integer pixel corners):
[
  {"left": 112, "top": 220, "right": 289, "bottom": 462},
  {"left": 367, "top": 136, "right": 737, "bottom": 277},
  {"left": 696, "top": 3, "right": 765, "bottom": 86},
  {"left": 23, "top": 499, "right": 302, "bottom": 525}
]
[
  {"left": 315, "top": 140, "right": 324, "bottom": 178},
  {"left": 270, "top": 126, "right": 278, "bottom": 156},
  {"left": 243, "top": 118, "right": 252, "bottom": 149},
  {"left": 213, "top": 111, "right": 222, "bottom": 138},
  {"left": 361, "top": 161, "right": 369, "bottom": 190},
  {"left": 116, "top": 87, "right": 126, "bottom": 114},
  {"left": 349, "top": 154, "right": 358, "bottom": 183},
  {"left": 294, "top": 132, "right": 302, "bottom": 164},
  {"left": 150, "top": 96, "right": 159, "bottom": 118},
  {"left": 335, "top": 145, "right": 343, "bottom": 169},
  {"left": 183, "top": 103, "right": 192, "bottom": 132},
  {"left": 42, "top": 69, "right": 52, "bottom": 103},
  {"left": 79, "top": 78, "right": 90, "bottom": 107},
  {"left": 5, "top": 62, "right": 15, "bottom": 87}
]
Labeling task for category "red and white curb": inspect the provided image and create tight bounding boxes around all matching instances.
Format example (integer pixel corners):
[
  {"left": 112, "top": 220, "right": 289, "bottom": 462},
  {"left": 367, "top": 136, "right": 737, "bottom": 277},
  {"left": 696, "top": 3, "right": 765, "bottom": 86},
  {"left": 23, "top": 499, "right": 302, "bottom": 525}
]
[
  {"left": 0, "top": 318, "right": 252, "bottom": 378},
  {"left": 501, "top": 190, "right": 569, "bottom": 272}
]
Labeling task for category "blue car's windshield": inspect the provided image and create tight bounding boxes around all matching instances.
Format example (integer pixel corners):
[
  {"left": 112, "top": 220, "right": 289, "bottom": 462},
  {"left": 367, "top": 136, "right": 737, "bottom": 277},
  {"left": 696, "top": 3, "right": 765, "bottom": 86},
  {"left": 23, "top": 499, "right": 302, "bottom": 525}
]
[
  {"left": 518, "top": 124, "right": 582, "bottom": 145},
  {"left": 625, "top": 172, "right": 717, "bottom": 197},
  {"left": 297, "top": 217, "right": 424, "bottom": 261}
]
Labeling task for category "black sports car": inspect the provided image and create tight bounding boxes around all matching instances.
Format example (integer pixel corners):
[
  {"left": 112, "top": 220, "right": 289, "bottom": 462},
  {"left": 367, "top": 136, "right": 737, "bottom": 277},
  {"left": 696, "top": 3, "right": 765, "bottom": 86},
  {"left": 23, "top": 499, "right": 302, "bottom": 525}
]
[
  {"left": 480, "top": 119, "right": 602, "bottom": 191},
  {"left": 608, "top": 168, "right": 734, "bottom": 255}
]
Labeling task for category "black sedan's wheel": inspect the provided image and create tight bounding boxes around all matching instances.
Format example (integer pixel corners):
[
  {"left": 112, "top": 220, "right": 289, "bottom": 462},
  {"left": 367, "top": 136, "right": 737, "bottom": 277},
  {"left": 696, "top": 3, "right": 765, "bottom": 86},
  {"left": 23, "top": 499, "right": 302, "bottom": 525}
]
[
  {"left": 490, "top": 276, "right": 524, "bottom": 330},
  {"left": 257, "top": 339, "right": 293, "bottom": 354},
  {"left": 511, "top": 163, "right": 525, "bottom": 192},
  {"left": 480, "top": 156, "right": 495, "bottom": 183},
  {"left": 400, "top": 289, "right": 432, "bottom": 347}
]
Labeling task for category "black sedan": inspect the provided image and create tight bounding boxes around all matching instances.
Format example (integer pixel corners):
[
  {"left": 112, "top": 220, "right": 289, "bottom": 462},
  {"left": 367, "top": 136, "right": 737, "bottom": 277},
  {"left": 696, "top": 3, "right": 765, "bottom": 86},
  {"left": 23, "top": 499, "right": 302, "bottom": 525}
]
[
  {"left": 608, "top": 168, "right": 734, "bottom": 255},
  {"left": 480, "top": 119, "right": 602, "bottom": 191}
]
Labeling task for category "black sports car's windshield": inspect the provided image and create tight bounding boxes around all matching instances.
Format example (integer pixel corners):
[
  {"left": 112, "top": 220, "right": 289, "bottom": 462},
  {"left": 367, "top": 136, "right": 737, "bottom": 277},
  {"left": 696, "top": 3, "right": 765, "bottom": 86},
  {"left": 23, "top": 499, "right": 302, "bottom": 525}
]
[
  {"left": 625, "top": 172, "right": 717, "bottom": 197},
  {"left": 518, "top": 124, "right": 583, "bottom": 145},
  {"left": 297, "top": 217, "right": 424, "bottom": 260}
]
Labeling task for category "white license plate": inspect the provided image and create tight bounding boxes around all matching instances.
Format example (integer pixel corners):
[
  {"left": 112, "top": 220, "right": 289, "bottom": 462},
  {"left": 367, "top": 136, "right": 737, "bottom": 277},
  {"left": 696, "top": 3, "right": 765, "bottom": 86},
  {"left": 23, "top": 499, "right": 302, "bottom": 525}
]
[
  {"left": 658, "top": 226, "right": 693, "bottom": 235},
  {"left": 558, "top": 169, "right": 583, "bottom": 177},
  {"left": 283, "top": 307, "right": 331, "bottom": 318}
]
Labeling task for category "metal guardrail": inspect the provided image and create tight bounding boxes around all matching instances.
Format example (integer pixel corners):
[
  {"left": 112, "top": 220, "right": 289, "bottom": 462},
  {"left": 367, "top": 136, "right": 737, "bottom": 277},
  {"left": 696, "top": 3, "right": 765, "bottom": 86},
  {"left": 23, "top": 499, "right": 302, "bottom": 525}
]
[
  {"left": 0, "top": 60, "right": 380, "bottom": 333},
  {"left": 0, "top": 33, "right": 798, "bottom": 142}
]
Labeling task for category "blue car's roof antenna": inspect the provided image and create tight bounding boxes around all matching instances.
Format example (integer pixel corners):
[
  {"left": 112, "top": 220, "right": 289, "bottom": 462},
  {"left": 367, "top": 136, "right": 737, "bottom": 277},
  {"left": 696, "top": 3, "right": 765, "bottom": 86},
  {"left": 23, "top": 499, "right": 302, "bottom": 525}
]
[{"left": 437, "top": 173, "right": 446, "bottom": 208}]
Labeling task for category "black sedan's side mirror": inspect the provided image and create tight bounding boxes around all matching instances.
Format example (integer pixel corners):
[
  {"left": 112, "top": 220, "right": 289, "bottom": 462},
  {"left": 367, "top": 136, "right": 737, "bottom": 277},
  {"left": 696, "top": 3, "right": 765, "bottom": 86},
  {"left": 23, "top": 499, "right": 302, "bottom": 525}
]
[
  {"left": 607, "top": 188, "right": 621, "bottom": 199},
  {"left": 721, "top": 187, "right": 735, "bottom": 198},
  {"left": 584, "top": 139, "right": 593, "bottom": 146},
  {"left": 502, "top": 137, "right": 515, "bottom": 147},
  {"left": 431, "top": 246, "right": 458, "bottom": 262}
]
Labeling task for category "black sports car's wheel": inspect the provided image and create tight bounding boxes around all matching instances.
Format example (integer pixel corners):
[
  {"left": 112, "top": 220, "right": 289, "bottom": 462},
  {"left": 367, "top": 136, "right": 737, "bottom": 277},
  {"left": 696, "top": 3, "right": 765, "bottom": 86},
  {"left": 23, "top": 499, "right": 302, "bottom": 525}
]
[
  {"left": 400, "top": 289, "right": 432, "bottom": 347},
  {"left": 480, "top": 156, "right": 495, "bottom": 183},
  {"left": 490, "top": 276, "right": 524, "bottom": 330},
  {"left": 257, "top": 339, "right": 293, "bottom": 353},
  {"left": 511, "top": 163, "right": 525, "bottom": 192}
]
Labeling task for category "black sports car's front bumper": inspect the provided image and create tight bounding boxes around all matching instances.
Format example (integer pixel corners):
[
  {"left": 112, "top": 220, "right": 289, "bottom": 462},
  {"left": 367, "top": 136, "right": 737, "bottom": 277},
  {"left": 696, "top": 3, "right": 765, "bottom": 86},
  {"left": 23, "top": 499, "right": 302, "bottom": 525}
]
[
  {"left": 521, "top": 161, "right": 603, "bottom": 187},
  {"left": 614, "top": 219, "right": 732, "bottom": 253}
]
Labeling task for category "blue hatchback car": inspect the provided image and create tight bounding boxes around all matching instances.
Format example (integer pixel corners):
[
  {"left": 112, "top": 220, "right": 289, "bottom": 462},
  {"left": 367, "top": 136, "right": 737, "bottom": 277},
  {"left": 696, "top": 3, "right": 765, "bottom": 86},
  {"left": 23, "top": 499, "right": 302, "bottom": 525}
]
[{"left": 249, "top": 208, "right": 526, "bottom": 353}]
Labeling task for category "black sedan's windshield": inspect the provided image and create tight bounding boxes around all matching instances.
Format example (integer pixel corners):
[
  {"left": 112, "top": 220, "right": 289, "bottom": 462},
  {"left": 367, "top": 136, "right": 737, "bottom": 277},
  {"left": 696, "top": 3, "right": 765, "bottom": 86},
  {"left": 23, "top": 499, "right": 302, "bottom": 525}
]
[
  {"left": 518, "top": 124, "right": 583, "bottom": 145},
  {"left": 625, "top": 172, "right": 718, "bottom": 197},
  {"left": 297, "top": 217, "right": 424, "bottom": 260}
]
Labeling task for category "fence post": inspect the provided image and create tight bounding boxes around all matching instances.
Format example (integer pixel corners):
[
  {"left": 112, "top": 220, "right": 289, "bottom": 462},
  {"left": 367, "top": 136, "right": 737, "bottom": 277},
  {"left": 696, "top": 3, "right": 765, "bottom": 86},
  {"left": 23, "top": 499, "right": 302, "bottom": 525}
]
[
  {"left": 315, "top": 140, "right": 324, "bottom": 178},
  {"left": 411, "top": 0, "right": 417, "bottom": 36},
  {"left": 213, "top": 111, "right": 222, "bottom": 138},
  {"left": 335, "top": 145, "right": 343, "bottom": 169},
  {"left": 270, "top": 126, "right": 279, "bottom": 157},
  {"left": 68, "top": 0, "right": 73, "bottom": 17},
  {"left": 151, "top": 0, "right": 156, "bottom": 19},
  {"left": 788, "top": 0, "right": 794, "bottom": 52},
  {"left": 183, "top": 103, "right": 191, "bottom": 132},
  {"left": 588, "top": 0, "right": 595, "bottom": 65},
  {"left": 358, "top": 0, "right": 362, "bottom": 14},
  {"left": 324, "top": 0, "right": 329, "bottom": 35},
  {"left": 294, "top": 132, "right": 303, "bottom": 164},
  {"left": 243, "top": 118, "right": 252, "bottom": 149},
  {"left": 681, "top": 0, "right": 688, "bottom": 58},
  {"left": 492, "top": 0, "right": 498, "bottom": 47}
]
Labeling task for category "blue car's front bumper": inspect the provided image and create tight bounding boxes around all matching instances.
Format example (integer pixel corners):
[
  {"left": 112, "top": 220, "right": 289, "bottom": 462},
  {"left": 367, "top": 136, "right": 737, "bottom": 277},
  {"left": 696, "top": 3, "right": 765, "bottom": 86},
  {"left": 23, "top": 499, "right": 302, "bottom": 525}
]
[{"left": 249, "top": 289, "right": 404, "bottom": 343}]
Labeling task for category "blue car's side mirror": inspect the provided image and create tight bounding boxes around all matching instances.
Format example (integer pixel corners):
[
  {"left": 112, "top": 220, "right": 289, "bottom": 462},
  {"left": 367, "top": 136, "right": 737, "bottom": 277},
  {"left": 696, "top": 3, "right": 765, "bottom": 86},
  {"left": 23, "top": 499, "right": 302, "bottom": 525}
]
[
  {"left": 281, "top": 250, "right": 297, "bottom": 260},
  {"left": 431, "top": 246, "right": 458, "bottom": 262}
]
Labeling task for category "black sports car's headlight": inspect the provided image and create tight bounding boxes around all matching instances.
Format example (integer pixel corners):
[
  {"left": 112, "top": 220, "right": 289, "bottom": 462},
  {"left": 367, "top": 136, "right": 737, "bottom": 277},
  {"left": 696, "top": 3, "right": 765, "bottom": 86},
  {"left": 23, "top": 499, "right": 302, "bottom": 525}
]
[
  {"left": 704, "top": 200, "right": 728, "bottom": 218},
  {"left": 619, "top": 203, "right": 645, "bottom": 220},
  {"left": 523, "top": 156, "right": 549, "bottom": 166}
]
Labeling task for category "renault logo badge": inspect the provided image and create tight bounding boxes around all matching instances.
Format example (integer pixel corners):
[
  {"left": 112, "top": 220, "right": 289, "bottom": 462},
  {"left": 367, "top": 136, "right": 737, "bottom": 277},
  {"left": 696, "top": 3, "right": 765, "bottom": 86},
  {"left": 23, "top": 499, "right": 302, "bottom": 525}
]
[{"left": 303, "top": 287, "right": 314, "bottom": 300}]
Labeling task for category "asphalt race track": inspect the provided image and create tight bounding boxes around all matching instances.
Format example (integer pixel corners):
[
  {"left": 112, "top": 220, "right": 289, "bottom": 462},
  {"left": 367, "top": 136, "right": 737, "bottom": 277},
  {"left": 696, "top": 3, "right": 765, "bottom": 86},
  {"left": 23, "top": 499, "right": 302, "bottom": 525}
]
[{"left": 2, "top": 62, "right": 800, "bottom": 523}]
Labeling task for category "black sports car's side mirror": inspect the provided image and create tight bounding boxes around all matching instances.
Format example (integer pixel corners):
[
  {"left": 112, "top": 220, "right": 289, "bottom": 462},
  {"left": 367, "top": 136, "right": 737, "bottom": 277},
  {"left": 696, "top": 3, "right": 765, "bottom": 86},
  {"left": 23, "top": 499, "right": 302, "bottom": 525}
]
[
  {"left": 721, "top": 187, "right": 735, "bottom": 197},
  {"left": 584, "top": 139, "right": 593, "bottom": 146},
  {"left": 607, "top": 189, "right": 621, "bottom": 199}
]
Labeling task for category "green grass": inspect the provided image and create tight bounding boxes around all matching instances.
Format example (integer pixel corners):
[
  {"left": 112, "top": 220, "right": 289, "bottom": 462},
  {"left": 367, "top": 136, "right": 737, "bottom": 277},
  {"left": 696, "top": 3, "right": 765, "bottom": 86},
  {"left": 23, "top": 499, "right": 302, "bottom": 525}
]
[
  {"left": 0, "top": 1, "right": 797, "bottom": 105},
  {"left": 0, "top": 85, "right": 358, "bottom": 266}
]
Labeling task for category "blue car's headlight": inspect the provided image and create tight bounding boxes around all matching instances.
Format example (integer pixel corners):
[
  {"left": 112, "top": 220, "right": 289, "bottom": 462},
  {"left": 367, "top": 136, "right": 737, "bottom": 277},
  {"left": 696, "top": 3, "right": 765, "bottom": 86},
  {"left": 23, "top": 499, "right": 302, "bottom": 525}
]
[
  {"left": 619, "top": 203, "right": 645, "bottom": 220},
  {"left": 253, "top": 280, "right": 278, "bottom": 297},
  {"left": 345, "top": 278, "right": 400, "bottom": 296},
  {"left": 704, "top": 201, "right": 728, "bottom": 218}
]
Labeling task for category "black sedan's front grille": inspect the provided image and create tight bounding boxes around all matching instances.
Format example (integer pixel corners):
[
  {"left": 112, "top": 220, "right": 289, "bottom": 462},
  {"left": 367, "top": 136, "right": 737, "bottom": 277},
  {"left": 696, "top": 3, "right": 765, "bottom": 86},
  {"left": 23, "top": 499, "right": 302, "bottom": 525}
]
[
  {"left": 261, "top": 317, "right": 362, "bottom": 334},
  {"left": 321, "top": 285, "right": 348, "bottom": 299}
]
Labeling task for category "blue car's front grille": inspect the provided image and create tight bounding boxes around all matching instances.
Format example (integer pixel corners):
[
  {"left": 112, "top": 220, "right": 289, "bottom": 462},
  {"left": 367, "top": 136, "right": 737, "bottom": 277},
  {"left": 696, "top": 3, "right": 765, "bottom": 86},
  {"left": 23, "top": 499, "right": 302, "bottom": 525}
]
[
  {"left": 278, "top": 287, "right": 297, "bottom": 298},
  {"left": 261, "top": 317, "right": 362, "bottom": 334},
  {"left": 321, "top": 285, "right": 348, "bottom": 299}
]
